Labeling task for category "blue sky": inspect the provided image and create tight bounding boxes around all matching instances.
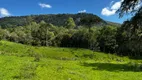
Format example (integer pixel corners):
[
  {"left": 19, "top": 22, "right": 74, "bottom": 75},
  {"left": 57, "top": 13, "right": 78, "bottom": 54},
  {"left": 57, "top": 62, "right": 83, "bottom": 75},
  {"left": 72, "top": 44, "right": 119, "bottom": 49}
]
[{"left": 0, "top": 0, "right": 132, "bottom": 23}]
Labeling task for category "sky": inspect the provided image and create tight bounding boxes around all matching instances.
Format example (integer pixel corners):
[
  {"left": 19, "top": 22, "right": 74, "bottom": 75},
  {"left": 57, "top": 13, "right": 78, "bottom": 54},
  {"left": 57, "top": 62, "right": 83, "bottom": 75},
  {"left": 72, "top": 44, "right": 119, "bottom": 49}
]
[{"left": 0, "top": 0, "right": 134, "bottom": 23}]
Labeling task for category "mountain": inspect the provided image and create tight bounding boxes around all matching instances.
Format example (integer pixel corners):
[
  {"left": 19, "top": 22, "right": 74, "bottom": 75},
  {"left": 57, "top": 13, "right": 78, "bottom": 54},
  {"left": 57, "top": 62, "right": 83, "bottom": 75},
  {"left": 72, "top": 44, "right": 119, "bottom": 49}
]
[{"left": 0, "top": 13, "right": 120, "bottom": 28}]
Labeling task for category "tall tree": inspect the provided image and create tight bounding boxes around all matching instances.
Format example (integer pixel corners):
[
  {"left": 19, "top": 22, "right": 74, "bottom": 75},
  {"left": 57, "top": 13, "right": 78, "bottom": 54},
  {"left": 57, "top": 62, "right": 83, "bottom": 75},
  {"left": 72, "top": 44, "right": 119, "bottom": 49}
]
[
  {"left": 97, "top": 26, "right": 118, "bottom": 53},
  {"left": 116, "top": 11, "right": 142, "bottom": 56},
  {"left": 118, "top": 0, "right": 142, "bottom": 17},
  {"left": 64, "top": 17, "right": 76, "bottom": 29}
]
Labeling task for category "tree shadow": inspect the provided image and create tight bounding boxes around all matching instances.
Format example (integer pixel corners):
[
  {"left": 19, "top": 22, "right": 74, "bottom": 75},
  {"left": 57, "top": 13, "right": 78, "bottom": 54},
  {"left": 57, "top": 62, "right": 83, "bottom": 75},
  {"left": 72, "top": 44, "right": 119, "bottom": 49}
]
[
  {"left": 82, "top": 62, "right": 142, "bottom": 72},
  {"left": 129, "top": 56, "right": 142, "bottom": 60}
]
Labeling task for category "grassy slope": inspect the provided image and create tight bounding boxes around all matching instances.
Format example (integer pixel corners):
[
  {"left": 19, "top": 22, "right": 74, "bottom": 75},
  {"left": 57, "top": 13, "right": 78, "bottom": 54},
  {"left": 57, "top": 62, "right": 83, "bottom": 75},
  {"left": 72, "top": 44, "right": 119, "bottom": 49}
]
[{"left": 0, "top": 40, "right": 142, "bottom": 80}]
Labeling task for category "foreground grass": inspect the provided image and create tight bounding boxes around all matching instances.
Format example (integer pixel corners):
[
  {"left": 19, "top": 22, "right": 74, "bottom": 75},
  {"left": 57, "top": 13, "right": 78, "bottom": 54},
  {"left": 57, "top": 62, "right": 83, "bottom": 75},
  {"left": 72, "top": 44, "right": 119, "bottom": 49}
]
[{"left": 0, "top": 40, "right": 142, "bottom": 80}]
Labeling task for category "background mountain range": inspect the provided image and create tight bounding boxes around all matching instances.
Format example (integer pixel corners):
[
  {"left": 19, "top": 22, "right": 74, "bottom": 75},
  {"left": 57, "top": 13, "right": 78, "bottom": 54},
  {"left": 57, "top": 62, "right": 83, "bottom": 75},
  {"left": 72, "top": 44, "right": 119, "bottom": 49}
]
[{"left": 0, "top": 13, "right": 121, "bottom": 28}]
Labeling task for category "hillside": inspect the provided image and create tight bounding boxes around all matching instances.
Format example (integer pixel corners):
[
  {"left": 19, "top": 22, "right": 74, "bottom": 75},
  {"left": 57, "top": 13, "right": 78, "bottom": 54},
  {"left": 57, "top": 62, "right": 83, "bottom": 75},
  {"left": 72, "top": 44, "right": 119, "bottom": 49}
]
[
  {"left": 0, "top": 40, "right": 126, "bottom": 60},
  {"left": 0, "top": 13, "right": 120, "bottom": 28},
  {"left": 106, "top": 21, "right": 121, "bottom": 27},
  {"left": 0, "top": 40, "right": 142, "bottom": 80}
]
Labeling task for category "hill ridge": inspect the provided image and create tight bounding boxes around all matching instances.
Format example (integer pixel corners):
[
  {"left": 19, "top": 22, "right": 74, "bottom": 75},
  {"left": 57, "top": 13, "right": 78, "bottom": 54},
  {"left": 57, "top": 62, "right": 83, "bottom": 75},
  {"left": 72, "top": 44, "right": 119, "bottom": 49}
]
[{"left": 0, "top": 13, "right": 120, "bottom": 28}]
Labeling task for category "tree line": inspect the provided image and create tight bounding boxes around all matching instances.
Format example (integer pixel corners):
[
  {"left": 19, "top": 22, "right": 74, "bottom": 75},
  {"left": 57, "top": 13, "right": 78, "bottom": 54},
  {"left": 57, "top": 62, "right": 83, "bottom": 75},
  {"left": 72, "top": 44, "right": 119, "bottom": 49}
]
[{"left": 0, "top": 12, "right": 141, "bottom": 58}]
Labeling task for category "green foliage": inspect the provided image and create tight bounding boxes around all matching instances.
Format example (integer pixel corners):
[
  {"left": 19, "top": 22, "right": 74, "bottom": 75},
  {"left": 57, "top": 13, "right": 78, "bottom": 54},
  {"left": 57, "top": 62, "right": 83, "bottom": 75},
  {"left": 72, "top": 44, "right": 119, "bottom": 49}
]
[
  {"left": 64, "top": 17, "right": 76, "bottom": 29},
  {"left": 0, "top": 28, "right": 9, "bottom": 40},
  {"left": 0, "top": 40, "right": 129, "bottom": 61},
  {"left": 0, "top": 40, "right": 142, "bottom": 80},
  {"left": 0, "top": 11, "right": 142, "bottom": 80},
  {"left": 118, "top": 0, "right": 141, "bottom": 17},
  {"left": 80, "top": 15, "right": 104, "bottom": 30},
  {"left": 0, "top": 13, "right": 107, "bottom": 28},
  {"left": 1, "top": 13, "right": 142, "bottom": 58},
  {"left": 97, "top": 26, "right": 118, "bottom": 53},
  {"left": 116, "top": 11, "right": 142, "bottom": 57}
]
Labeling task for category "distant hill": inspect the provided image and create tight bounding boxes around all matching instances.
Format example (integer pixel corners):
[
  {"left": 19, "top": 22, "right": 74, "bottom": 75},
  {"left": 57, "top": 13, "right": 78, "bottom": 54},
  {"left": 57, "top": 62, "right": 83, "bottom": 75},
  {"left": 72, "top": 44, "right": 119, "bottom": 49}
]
[
  {"left": 106, "top": 21, "right": 121, "bottom": 27},
  {"left": 0, "top": 13, "right": 120, "bottom": 28}
]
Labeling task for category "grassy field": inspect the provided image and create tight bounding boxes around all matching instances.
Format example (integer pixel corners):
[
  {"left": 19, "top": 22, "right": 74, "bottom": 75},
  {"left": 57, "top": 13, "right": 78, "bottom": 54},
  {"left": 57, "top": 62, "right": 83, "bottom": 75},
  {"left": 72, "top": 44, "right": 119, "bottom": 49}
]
[{"left": 0, "top": 40, "right": 142, "bottom": 80}]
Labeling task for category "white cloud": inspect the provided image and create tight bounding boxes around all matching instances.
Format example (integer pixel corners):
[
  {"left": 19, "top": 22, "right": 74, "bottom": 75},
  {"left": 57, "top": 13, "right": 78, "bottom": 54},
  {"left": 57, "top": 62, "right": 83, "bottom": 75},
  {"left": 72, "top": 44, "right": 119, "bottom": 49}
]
[
  {"left": 39, "top": 3, "right": 52, "bottom": 8},
  {"left": 0, "top": 8, "right": 11, "bottom": 17},
  {"left": 101, "top": 8, "right": 116, "bottom": 16},
  {"left": 78, "top": 10, "right": 86, "bottom": 13},
  {"left": 111, "top": 1, "right": 121, "bottom": 10},
  {"left": 101, "top": 0, "right": 123, "bottom": 16}
]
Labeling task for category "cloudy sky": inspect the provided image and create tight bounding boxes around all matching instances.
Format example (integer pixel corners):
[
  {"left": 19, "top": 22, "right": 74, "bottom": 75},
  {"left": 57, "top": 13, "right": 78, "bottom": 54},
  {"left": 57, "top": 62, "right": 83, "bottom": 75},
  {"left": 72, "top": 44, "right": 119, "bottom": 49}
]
[{"left": 0, "top": 0, "right": 133, "bottom": 23}]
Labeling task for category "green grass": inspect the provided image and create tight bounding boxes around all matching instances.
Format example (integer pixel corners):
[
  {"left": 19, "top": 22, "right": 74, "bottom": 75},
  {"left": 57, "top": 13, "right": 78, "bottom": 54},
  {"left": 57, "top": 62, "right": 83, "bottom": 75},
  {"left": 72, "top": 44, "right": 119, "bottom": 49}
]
[{"left": 0, "top": 40, "right": 142, "bottom": 80}]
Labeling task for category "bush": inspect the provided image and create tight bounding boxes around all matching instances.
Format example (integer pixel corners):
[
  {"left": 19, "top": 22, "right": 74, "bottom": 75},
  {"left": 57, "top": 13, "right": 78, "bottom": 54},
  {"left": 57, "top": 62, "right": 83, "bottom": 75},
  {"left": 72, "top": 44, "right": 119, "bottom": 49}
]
[
  {"left": 127, "top": 62, "right": 142, "bottom": 71},
  {"left": 33, "top": 53, "right": 41, "bottom": 62}
]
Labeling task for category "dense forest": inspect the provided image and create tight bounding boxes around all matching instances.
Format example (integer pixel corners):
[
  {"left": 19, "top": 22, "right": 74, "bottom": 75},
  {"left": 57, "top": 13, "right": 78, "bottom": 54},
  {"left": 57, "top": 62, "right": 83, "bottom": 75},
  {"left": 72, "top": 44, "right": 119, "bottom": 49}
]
[
  {"left": 0, "top": 13, "right": 141, "bottom": 58},
  {"left": 0, "top": 13, "right": 107, "bottom": 28}
]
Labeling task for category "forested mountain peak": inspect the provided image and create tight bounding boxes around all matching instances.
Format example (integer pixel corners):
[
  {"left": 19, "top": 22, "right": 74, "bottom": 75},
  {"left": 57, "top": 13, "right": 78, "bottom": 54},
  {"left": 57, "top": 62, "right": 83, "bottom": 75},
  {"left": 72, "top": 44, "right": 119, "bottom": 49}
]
[{"left": 0, "top": 13, "right": 120, "bottom": 28}]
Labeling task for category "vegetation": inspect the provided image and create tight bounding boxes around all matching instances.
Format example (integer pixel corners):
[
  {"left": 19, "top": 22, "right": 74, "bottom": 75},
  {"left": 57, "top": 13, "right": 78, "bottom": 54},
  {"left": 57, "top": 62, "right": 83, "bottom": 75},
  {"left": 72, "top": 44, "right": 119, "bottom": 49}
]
[
  {"left": 0, "top": 13, "right": 108, "bottom": 28},
  {"left": 116, "top": 0, "right": 142, "bottom": 57},
  {"left": 0, "top": 40, "right": 142, "bottom": 80},
  {"left": 0, "top": 6, "right": 142, "bottom": 79},
  {"left": 118, "top": 0, "right": 141, "bottom": 17},
  {"left": 0, "top": 13, "right": 141, "bottom": 58}
]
